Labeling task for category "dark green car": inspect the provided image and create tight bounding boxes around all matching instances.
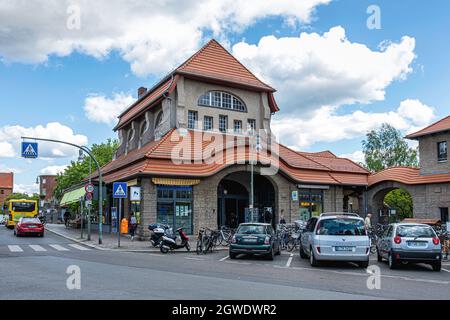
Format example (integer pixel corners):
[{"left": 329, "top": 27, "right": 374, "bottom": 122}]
[{"left": 229, "top": 223, "right": 281, "bottom": 260}]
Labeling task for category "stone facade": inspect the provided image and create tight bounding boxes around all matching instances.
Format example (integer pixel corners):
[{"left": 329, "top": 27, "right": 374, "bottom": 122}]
[{"left": 418, "top": 131, "right": 450, "bottom": 175}]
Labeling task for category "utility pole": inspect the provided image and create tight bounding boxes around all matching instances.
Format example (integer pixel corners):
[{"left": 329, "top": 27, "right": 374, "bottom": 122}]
[{"left": 21, "top": 136, "right": 104, "bottom": 244}]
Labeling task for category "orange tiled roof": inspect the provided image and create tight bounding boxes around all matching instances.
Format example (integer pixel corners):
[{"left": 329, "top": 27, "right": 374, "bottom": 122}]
[
  {"left": 368, "top": 166, "right": 450, "bottom": 186},
  {"left": 0, "top": 172, "right": 13, "bottom": 189},
  {"left": 405, "top": 115, "right": 450, "bottom": 139},
  {"left": 95, "top": 130, "right": 369, "bottom": 186},
  {"left": 115, "top": 39, "right": 280, "bottom": 131}
]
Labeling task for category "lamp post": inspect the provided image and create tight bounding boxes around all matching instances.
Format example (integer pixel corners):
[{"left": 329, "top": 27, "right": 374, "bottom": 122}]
[
  {"left": 78, "top": 150, "right": 92, "bottom": 241},
  {"left": 248, "top": 125, "right": 261, "bottom": 223},
  {"left": 21, "top": 136, "right": 104, "bottom": 244}
]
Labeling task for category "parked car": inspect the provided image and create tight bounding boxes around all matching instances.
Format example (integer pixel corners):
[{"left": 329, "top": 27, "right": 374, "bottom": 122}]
[
  {"left": 300, "top": 213, "right": 370, "bottom": 268},
  {"left": 14, "top": 217, "right": 44, "bottom": 237},
  {"left": 376, "top": 223, "right": 442, "bottom": 271},
  {"left": 229, "top": 223, "right": 281, "bottom": 260}
]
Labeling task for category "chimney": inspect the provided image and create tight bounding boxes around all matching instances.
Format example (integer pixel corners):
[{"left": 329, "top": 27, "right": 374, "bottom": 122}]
[{"left": 138, "top": 87, "right": 147, "bottom": 98}]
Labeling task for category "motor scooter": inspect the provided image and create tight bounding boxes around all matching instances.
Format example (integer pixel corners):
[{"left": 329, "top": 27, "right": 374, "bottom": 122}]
[
  {"left": 148, "top": 223, "right": 171, "bottom": 247},
  {"left": 160, "top": 227, "right": 190, "bottom": 253}
]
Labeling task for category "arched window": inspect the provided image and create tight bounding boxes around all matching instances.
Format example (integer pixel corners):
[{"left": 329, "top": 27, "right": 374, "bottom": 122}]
[
  {"left": 125, "top": 127, "right": 135, "bottom": 153},
  {"left": 155, "top": 111, "right": 163, "bottom": 127},
  {"left": 198, "top": 91, "right": 247, "bottom": 112},
  {"left": 139, "top": 120, "right": 147, "bottom": 147}
]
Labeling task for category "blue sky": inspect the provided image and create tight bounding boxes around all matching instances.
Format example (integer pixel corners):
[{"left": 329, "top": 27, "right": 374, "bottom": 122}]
[{"left": 0, "top": 0, "right": 449, "bottom": 193}]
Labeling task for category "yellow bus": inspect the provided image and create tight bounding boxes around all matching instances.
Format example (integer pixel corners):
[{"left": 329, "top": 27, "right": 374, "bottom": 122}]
[{"left": 5, "top": 199, "right": 38, "bottom": 229}]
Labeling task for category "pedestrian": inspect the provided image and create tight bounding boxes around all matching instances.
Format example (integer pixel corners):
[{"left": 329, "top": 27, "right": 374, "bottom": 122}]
[
  {"left": 264, "top": 209, "right": 273, "bottom": 224},
  {"left": 129, "top": 212, "right": 138, "bottom": 241},
  {"left": 279, "top": 209, "right": 286, "bottom": 224},
  {"left": 365, "top": 213, "right": 372, "bottom": 229}
]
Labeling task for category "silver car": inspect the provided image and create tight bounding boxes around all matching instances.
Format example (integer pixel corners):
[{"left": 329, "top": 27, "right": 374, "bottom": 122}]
[
  {"left": 300, "top": 213, "right": 370, "bottom": 268},
  {"left": 376, "top": 223, "right": 442, "bottom": 271}
]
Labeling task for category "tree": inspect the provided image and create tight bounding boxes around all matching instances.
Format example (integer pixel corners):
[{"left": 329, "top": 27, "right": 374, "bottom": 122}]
[
  {"left": 384, "top": 189, "right": 413, "bottom": 220},
  {"left": 54, "top": 139, "right": 119, "bottom": 200},
  {"left": 362, "top": 123, "right": 419, "bottom": 173}
]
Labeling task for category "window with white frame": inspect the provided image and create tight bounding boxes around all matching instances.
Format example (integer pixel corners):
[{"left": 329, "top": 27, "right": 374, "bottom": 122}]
[
  {"left": 219, "top": 115, "right": 228, "bottom": 133},
  {"left": 203, "top": 116, "right": 213, "bottom": 131},
  {"left": 188, "top": 111, "right": 198, "bottom": 129},
  {"left": 247, "top": 119, "right": 256, "bottom": 134},
  {"left": 234, "top": 120, "right": 242, "bottom": 133},
  {"left": 198, "top": 91, "right": 247, "bottom": 112},
  {"left": 438, "top": 141, "right": 447, "bottom": 162}
]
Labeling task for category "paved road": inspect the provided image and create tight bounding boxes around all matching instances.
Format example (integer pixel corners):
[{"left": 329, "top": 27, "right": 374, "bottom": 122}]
[{"left": 0, "top": 225, "right": 449, "bottom": 299}]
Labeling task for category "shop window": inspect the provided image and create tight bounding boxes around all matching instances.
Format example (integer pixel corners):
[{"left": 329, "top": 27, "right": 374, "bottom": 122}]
[
  {"left": 437, "top": 141, "right": 447, "bottom": 162},
  {"left": 157, "top": 186, "right": 193, "bottom": 234},
  {"left": 299, "top": 189, "right": 323, "bottom": 221}
]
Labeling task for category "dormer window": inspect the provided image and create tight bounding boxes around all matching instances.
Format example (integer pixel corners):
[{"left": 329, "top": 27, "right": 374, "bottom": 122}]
[
  {"left": 198, "top": 91, "right": 246, "bottom": 112},
  {"left": 438, "top": 141, "right": 447, "bottom": 162},
  {"left": 155, "top": 111, "right": 163, "bottom": 128},
  {"left": 139, "top": 120, "right": 148, "bottom": 148},
  {"left": 126, "top": 128, "right": 135, "bottom": 152}
]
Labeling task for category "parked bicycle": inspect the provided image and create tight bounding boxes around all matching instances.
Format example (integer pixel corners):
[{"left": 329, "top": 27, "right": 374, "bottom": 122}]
[{"left": 217, "top": 226, "right": 235, "bottom": 246}]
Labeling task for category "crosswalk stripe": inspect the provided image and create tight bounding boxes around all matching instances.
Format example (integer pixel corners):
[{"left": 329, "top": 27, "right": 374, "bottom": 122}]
[
  {"left": 49, "top": 244, "right": 70, "bottom": 251},
  {"left": 29, "top": 245, "right": 47, "bottom": 252},
  {"left": 68, "top": 244, "right": 90, "bottom": 251},
  {"left": 8, "top": 245, "right": 23, "bottom": 252}
]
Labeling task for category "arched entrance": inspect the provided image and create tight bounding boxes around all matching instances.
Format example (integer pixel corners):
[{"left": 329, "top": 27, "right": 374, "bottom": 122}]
[
  {"left": 217, "top": 171, "right": 276, "bottom": 228},
  {"left": 370, "top": 184, "right": 413, "bottom": 224}
]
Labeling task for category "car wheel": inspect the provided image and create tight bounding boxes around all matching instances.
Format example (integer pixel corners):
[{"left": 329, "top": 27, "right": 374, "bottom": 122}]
[
  {"left": 376, "top": 248, "right": 383, "bottom": 262},
  {"left": 267, "top": 248, "right": 274, "bottom": 261},
  {"left": 359, "top": 261, "right": 369, "bottom": 269},
  {"left": 310, "top": 247, "right": 319, "bottom": 267},
  {"left": 13, "top": 230, "right": 16, "bottom": 236},
  {"left": 299, "top": 243, "right": 308, "bottom": 259},
  {"left": 432, "top": 261, "right": 441, "bottom": 272},
  {"left": 229, "top": 251, "right": 237, "bottom": 259},
  {"left": 388, "top": 252, "right": 398, "bottom": 269}
]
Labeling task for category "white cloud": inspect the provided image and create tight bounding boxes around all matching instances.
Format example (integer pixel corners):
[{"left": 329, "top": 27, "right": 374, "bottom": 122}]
[
  {"left": 232, "top": 27, "right": 416, "bottom": 113},
  {"left": 271, "top": 99, "right": 436, "bottom": 150},
  {"left": 397, "top": 99, "right": 435, "bottom": 127},
  {"left": 0, "top": 164, "right": 23, "bottom": 174},
  {"left": 339, "top": 151, "right": 365, "bottom": 164},
  {"left": 0, "top": 122, "right": 88, "bottom": 159},
  {"left": 0, "top": 0, "right": 330, "bottom": 76},
  {"left": 14, "top": 183, "right": 38, "bottom": 195},
  {"left": 84, "top": 93, "right": 135, "bottom": 125},
  {"left": 40, "top": 165, "right": 68, "bottom": 176},
  {"left": 0, "top": 141, "right": 15, "bottom": 157}
]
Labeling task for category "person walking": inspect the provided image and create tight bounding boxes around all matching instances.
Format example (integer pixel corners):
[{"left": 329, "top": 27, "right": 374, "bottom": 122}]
[
  {"left": 365, "top": 213, "right": 372, "bottom": 229},
  {"left": 129, "top": 212, "right": 138, "bottom": 241},
  {"left": 279, "top": 209, "right": 286, "bottom": 224}
]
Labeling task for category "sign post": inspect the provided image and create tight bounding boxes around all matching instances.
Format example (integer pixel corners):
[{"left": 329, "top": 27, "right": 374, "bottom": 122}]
[{"left": 113, "top": 182, "right": 128, "bottom": 248}]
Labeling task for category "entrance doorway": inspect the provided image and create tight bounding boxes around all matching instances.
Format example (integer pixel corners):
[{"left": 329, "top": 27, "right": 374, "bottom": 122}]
[{"left": 217, "top": 172, "right": 276, "bottom": 228}]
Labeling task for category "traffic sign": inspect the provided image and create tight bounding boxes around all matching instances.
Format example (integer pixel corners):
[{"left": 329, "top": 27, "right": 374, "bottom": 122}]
[
  {"left": 85, "top": 183, "right": 94, "bottom": 193},
  {"left": 113, "top": 182, "right": 127, "bottom": 199},
  {"left": 85, "top": 192, "right": 93, "bottom": 201},
  {"left": 21, "top": 142, "right": 38, "bottom": 159}
]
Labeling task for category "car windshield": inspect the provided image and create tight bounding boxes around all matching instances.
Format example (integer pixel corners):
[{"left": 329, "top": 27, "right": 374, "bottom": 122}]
[
  {"left": 396, "top": 225, "right": 435, "bottom": 238},
  {"left": 317, "top": 218, "right": 366, "bottom": 236},
  {"left": 12, "top": 202, "right": 36, "bottom": 212},
  {"left": 21, "top": 218, "right": 40, "bottom": 224},
  {"left": 237, "top": 225, "right": 267, "bottom": 235}
]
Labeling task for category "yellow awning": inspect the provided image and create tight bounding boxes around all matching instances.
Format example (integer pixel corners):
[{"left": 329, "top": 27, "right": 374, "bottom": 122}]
[
  {"left": 60, "top": 187, "right": 86, "bottom": 206},
  {"left": 151, "top": 178, "right": 200, "bottom": 186}
]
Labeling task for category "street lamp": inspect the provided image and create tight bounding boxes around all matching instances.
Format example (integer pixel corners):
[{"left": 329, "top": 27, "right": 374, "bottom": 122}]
[{"left": 21, "top": 136, "right": 104, "bottom": 244}]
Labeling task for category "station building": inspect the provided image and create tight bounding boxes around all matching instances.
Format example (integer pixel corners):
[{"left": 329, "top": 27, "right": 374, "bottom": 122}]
[{"left": 91, "top": 39, "right": 449, "bottom": 238}]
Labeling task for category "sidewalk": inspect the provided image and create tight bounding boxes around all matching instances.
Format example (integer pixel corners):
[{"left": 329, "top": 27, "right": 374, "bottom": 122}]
[{"left": 44, "top": 224, "right": 228, "bottom": 253}]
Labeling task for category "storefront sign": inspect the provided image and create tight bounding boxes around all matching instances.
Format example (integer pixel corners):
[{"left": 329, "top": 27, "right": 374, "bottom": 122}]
[
  {"left": 130, "top": 186, "right": 141, "bottom": 201},
  {"left": 291, "top": 190, "right": 298, "bottom": 201}
]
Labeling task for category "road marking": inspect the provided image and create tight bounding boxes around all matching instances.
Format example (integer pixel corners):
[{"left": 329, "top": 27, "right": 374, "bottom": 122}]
[
  {"left": 8, "top": 245, "right": 23, "bottom": 252},
  {"left": 441, "top": 268, "right": 450, "bottom": 273},
  {"left": 29, "top": 245, "right": 46, "bottom": 252},
  {"left": 49, "top": 244, "right": 69, "bottom": 251},
  {"left": 185, "top": 257, "right": 205, "bottom": 261},
  {"left": 225, "top": 260, "right": 252, "bottom": 265},
  {"left": 219, "top": 255, "right": 229, "bottom": 262},
  {"left": 68, "top": 244, "right": 91, "bottom": 251},
  {"left": 286, "top": 254, "right": 294, "bottom": 268}
]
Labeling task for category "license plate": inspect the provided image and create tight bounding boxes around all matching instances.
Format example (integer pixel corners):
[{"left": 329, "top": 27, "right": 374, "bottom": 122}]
[
  {"left": 26, "top": 225, "right": 37, "bottom": 228},
  {"left": 243, "top": 238, "right": 257, "bottom": 243},
  {"left": 408, "top": 241, "right": 426, "bottom": 247},
  {"left": 335, "top": 246, "right": 353, "bottom": 252}
]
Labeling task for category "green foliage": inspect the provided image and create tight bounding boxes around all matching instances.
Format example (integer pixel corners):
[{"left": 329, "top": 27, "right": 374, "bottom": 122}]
[
  {"left": 362, "top": 123, "right": 419, "bottom": 173},
  {"left": 54, "top": 139, "right": 118, "bottom": 200},
  {"left": 384, "top": 189, "right": 413, "bottom": 221}
]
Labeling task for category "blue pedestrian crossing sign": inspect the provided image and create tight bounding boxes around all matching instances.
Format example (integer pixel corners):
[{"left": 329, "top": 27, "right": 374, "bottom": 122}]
[
  {"left": 113, "top": 182, "right": 128, "bottom": 199},
  {"left": 21, "top": 142, "right": 38, "bottom": 159}
]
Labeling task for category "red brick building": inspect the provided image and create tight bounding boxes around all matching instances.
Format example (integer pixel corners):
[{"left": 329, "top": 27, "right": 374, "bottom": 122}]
[{"left": 0, "top": 172, "right": 13, "bottom": 210}]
